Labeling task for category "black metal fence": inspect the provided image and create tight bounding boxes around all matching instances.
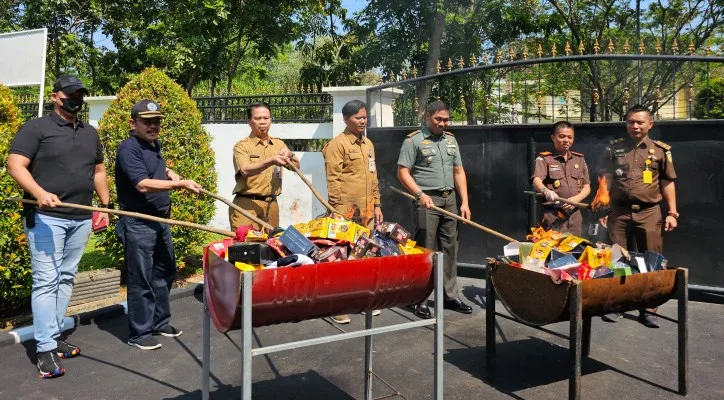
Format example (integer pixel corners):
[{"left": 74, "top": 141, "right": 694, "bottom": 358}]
[
  {"left": 18, "top": 93, "right": 333, "bottom": 124},
  {"left": 367, "top": 51, "right": 724, "bottom": 127}
]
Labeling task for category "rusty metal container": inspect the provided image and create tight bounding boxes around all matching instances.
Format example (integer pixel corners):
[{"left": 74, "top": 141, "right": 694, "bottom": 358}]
[
  {"left": 204, "top": 250, "right": 435, "bottom": 332},
  {"left": 489, "top": 262, "right": 678, "bottom": 326}
]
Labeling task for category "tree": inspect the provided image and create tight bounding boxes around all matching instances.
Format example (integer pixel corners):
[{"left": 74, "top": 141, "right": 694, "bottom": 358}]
[{"left": 694, "top": 77, "right": 724, "bottom": 119}]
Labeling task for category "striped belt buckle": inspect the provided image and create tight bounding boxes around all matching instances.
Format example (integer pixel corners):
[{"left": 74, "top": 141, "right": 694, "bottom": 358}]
[{"left": 631, "top": 204, "right": 641, "bottom": 211}]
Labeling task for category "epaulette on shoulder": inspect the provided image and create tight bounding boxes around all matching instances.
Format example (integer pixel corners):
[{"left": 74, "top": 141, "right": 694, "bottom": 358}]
[
  {"left": 443, "top": 131, "right": 454, "bottom": 136},
  {"left": 406, "top": 130, "right": 421, "bottom": 138},
  {"left": 610, "top": 138, "right": 625, "bottom": 144},
  {"left": 653, "top": 140, "right": 671, "bottom": 151},
  {"left": 538, "top": 151, "right": 552, "bottom": 156},
  {"left": 570, "top": 150, "right": 584, "bottom": 157}
]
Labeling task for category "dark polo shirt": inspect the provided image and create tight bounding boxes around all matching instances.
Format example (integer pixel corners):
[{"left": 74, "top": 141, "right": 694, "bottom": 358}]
[
  {"left": 9, "top": 112, "right": 103, "bottom": 220},
  {"left": 115, "top": 132, "right": 171, "bottom": 216}
]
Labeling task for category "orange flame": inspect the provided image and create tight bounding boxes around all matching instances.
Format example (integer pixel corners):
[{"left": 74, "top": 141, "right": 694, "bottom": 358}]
[{"left": 591, "top": 176, "right": 610, "bottom": 210}]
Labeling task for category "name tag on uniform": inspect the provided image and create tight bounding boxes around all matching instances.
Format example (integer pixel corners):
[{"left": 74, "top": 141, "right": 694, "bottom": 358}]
[
  {"left": 549, "top": 165, "right": 561, "bottom": 171},
  {"left": 642, "top": 170, "right": 652, "bottom": 184},
  {"left": 250, "top": 155, "right": 260, "bottom": 159},
  {"left": 274, "top": 166, "right": 282, "bottom": 179},
  {"left": 369, "top": 158, "right": 375, "bottom": 172}
]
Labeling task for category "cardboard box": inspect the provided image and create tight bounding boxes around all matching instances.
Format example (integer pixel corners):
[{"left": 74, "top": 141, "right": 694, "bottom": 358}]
[
  {"left": 306, "top": 217, "right": 367, "bottom": 243},
  {"left": 315, "top": 246, "right": 346, "bottom": 263},
  {"left": 279, "top": 225, "right": 319, "bottom": 257},
  {"left": 227, "top": 243, "right": 278, "bottom": 266},
  {"left": 379, "top": 222, "right": 410, "bottom": 244},
  {"left": 348, "top": 235, "right": 381, "bottom": 259}
]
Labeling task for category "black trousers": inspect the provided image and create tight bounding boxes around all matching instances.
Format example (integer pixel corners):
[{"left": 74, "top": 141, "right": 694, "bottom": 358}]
[
  {"left": 117, "top": 216, "right": 176, "bottom": 342},
  {"left": 412, "top": 192, "right": 459, "bottom": 300}
]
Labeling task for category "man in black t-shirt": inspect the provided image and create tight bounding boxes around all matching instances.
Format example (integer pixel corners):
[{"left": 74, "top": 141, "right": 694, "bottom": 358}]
[
  {"left": 115, "top": 99, "right": 201, "bottom": 351},
  {"left": 8, "top": 75, "right": 110, "bottom": 379}
]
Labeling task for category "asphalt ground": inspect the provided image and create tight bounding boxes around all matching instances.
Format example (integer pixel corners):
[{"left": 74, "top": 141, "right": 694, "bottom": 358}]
[{"left": 1, "top": 276, "right": 722, "bottom": 400}]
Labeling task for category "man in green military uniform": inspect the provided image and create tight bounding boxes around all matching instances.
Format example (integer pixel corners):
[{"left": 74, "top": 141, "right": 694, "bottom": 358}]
[{"left": 397, "top": 101, "right": 473, "bottom": 319}]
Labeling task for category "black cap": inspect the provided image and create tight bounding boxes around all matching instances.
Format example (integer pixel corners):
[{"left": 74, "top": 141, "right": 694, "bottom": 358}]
[
  {"left": 52, "top": 75, "right": 89, "bottom": 95},
  {"left": 131, "top": 99, "right": 164, "bottom": 119}
]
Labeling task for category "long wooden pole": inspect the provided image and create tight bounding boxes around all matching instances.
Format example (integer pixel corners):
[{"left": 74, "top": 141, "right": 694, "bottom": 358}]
[
  {"left": 523, "top": 191, "right": 589, "bottom": 209},
  {"left": 4, "top": 198, "right": 236, "bottom": 238},
  {"left": 198, "top": 188, "right": 274, "bottom": 230},
  {"left": 286, "top": 160, "right": 339, "bottom": 216},
  {"left": 390, "top": 187, "right": 517, "bottom": 242}
]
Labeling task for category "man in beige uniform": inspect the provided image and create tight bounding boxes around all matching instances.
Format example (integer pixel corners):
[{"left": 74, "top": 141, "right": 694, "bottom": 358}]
[
  {"left": 323, "top": 100, "right": 383, "bottom": 324},
  {"left": 532, "top": 121, "right": 591, "bottom": 236},
  {"left": 323, "top": 100, "right": 383, "bottom": 229},
  {"left": 230, "top": 102, "right": 299, "bottom": 230}
]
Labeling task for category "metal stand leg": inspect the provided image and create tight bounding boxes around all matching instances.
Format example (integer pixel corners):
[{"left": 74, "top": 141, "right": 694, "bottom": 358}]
[
  {"left": 569, "top": 282, "right": 582, "bottom": 400},
  {"left": 241, "top": 272, "right": 253, "bottom": 400},
  {"left": 364, "top": 308, "right": 373, "bottom": 400},
  {"left": 485, "top": 263, "right": 496, "bottom": 383},
  {"left": 677, "top": 268, "right": 689, "bottom": 396},
  {"left": 202, "top": 289, "right": 211, "bottom": 400},
  {"left": 582, "top": 318, "right": 592, "bottom": 358},
  {"left": 433, "top": 252, "right": 444, "bottom": 400}
]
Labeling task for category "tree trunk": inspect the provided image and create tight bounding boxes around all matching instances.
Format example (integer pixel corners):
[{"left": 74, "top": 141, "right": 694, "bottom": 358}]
[{"left": 417, "top": 0, "right": 446, "bottom": 116}]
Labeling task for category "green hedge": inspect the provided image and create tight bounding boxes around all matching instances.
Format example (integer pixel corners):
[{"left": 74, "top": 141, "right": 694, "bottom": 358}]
[
  {"left": 694, "top": 77, "right": 724, "bottom": 119},
  {"left": 0, "top": 84, "right": 31, "bottom": 316},
  {"left": 96, "top": 67, "right": 218, "bottom": 274}
]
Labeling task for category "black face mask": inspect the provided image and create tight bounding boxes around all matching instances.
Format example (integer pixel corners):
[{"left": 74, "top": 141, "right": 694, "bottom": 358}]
[{"left": 59, "top": 97, "right": 84, "bottom": 114}]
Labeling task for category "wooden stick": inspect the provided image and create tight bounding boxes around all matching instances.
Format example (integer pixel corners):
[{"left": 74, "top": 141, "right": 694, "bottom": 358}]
[
  {"left": 198, "top": 188, "right": 274, "bottom": 230},
  {"left": 285, "top": 160, "right": 339, "bottom": 216},
  {"left": 5, "top": 198, "right": 236, "bottom": 238},
  {"left": 524, "top": 191, "right": 589, "bottom": 209},
  {"left": 390, "top": 187, "right": 518, "bottom": 242}
]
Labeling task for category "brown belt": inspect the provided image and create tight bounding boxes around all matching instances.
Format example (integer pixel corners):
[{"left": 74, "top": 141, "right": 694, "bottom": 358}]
[{"left": 237, "top": 194, "right": 276, "bottom": 202}]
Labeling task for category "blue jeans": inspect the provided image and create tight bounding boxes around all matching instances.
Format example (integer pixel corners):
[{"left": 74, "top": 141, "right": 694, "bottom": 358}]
[
  {"left": 25, "top": 213, "right": 92, "bottom": 353},
  {"left": 116, "top": 216, "right": 176, "bottom": 343}
]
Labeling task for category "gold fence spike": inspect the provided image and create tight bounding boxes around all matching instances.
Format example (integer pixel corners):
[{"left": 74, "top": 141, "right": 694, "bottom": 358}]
[
  {"left": 483, "top": 51, "right": 489, "bottom": 64},
  {"left": 608, "top": 39, "right": 615, "bottom": 53},
  {"left": 536, "top": 90, "right": 543, "bottom": 112},
  {"left": 459, "top": 56, "right": 465, "bottom": 69},
  {"left": 470, "top": 55, "right": 478, "bottom": 66},
  {"left": 447, "top": 58, "right": 453, "bottom": 71},
  {"left": 436, "top": 60, "right": 442, "bottom": 73},
  {"left": 578, "top": 41, "right": 585, "bottom": 55},
  {"left": 523, "top": 45, "right": 529, "bottom": 59},
  {"left": 401, "top": 69, "right": 408, "bottom": 80},
  {"left": 656, "top": 86, "right": 663, "bottom": 101},
  {"left": 672, "top": 38, "right": 679, "bottom": 54},
  {"left": 414, "top": 97, "right": 419, "bottom": 114},
  {"left": 623, "top": 87, "right": 630, "bottom": 104},
  {"left": 412, "top": 66, "right": 418, "bottom": 77},
  {"left": 655, "top": 40, "right": 662, "bottom": 55},
  {"left": 508, "top": 47, "right": 515, "bottom": 61},
  {"left": 688, "top": 39, "right": 695, "bottom": 55},
  {"left": 593, "top": 89, "right": 600, "bottom": 105},
  {"left": 623, "top": 39, "right": 631, "bottom": 54},
  {"left": 565, "top": 41, "right": 571, "bottom": 56},
  {"left": 551, "top": 43, "right": 558, "bottom": 57},
  {"left": 593, "top": 38, "right": 600, "bottom": 54},
  {"left": 688, "top": 83, "right": 694, "bottom": 102},
  {"left": 389, "top": 71, "right": 395, "bottom": 82},
  {"left": 706, "top": 40, "right": 712, "bottom": 56},
  {"left": 639, "top": 39, "right": 645, "bottom": 54},
  {"left": 495, "top": 49, "right": 502, "bottom": 63},
  {"left": 537, "top": 43, "right": 543, "bottom": 58}
]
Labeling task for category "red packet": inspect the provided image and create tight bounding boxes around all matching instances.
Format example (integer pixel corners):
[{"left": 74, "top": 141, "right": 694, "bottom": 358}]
[{"left": 92, "top": 211, "right": 108, "bottom": 233}]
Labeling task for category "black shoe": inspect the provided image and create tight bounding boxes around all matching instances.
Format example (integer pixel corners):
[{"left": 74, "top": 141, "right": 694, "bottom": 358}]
[
  {"left": 37, "top": 351, "right": 65, "bottom": 379},
  {"left": 601, "top": 313, "right": 623, "bottom": 323},
  {"left": 128, "top": 336, "right": 162, "bottom": 350},
  {"left": 443, "top": 298, "right": 473, "bottom": 314},
  {"left": 153, "top": 325, "right": 183, "bottom": 337},
  {"left": 638, "top": 311, "right": 660, "bottom": 328},
  {"left": 406, "top": 304, "right": 433, "bottom": 319},
  {"left": 56, "top": 339, "right": 81, "bottom": 359}
]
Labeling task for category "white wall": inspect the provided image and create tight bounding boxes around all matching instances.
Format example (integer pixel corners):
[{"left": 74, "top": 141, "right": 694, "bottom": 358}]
[{"left": 206, "top": 123, "right": 332, "bottom": 229}]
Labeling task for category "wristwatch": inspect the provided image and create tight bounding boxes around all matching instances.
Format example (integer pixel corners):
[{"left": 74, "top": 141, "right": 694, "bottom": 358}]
[
  {"left": 101, "top": 203, "right": 115, "bottom": 210},
  {"left": 667, "top": 211, "right": 679, "bottom": 219},
  {"left": 415, "top": 191, "right": 423, "bottom": 200}
]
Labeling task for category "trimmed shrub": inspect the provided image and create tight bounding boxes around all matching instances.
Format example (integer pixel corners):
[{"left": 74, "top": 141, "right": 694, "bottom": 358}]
[
  {"left": 97, "top": 67, "right": 218, "bottom": 274},
  {"left": 0, "top": 85, "right": 31, "bottom": 316}
]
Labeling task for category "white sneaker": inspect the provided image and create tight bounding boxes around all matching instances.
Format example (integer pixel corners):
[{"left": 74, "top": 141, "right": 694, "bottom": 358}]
[{"left": 331, "top": 314, "right": 351, "bottom": 324}]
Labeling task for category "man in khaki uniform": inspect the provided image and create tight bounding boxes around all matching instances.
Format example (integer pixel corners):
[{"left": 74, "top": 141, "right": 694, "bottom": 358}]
[
  {"left": 532, "top": 121, "right": 591, "bottom": 236},
  {"left": 230, "top": 102, "right": 299, "bottom": 230},
  {"left": 322, "top": 100, "right": 383, "bottom": 229},
  {"left": 323, "top": 100, "right": 383, "bottom": 324},
  {"left": 599, "top": 104, "right": 679, "bottom": 328}
]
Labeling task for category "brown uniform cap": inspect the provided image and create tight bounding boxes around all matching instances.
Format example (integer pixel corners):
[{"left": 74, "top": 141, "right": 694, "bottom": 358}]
[{"left": 322, "top": 131, "right": 380, "bottom": 227}]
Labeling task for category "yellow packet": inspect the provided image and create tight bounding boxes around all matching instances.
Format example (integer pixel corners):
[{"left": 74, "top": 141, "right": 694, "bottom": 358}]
[
  {"left": 245, "top": 230, "right": 268, "bottom": 242},
  {"left": 577, "top": 246, "right": 612, "bottom": 268},
  {"left": 399, "top": 239, "right": 424, "bottom": 255},
  {"left": 234, "top": 261, "right": 264, "bottom": 272},
  {"left": 557, "top": 235, "right": 586, "bottom": 253},
  {"left": 529, "top": 238, "right": 558, "bottom": 260}
]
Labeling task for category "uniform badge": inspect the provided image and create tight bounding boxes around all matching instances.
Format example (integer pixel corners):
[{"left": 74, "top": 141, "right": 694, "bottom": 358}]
[
  {"left": 427, "top": 156, "right": 433, "bottom": 165},
  {"left": 649, "top": 148, "right": 655, "bottom": 155},
  {"left": 666, "top": 151, "right": 673, "bottom": 162},
  {"left": 147, "top": 102, "right": 158, "bottom": 111},
  {"left": 615, "top": 168, "right": 623, "bottom": 176},
  {"left": 422, "top": 140, "right": 430, "bottom": 145},
  {"left": 553, "top": 180, "right": 561, "bottom": 188},
  {"left": 574, "top": 164, "right": 579, "bottom": 169}
]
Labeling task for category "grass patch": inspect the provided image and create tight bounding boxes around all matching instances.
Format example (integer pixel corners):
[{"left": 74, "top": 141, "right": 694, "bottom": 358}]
[{"left": 78, "top": 234, "right": 117, "bottom": 272}]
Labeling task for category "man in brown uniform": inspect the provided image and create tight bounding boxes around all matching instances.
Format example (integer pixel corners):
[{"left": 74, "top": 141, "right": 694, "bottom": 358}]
[
  {"left": 532, "top": 121, "right": 591, "bottom": 236},
  {"left": 323, "top": 100, "right": 383, "bottom": 229},
  {"left": 599, "top": 104, "right": 679, "bottom": 328},
  {"left": 323, "top": 99, "right": 383, "bottom": 324},
  {"left": 230, "top": 102, "right": 299, "bottom": 230}
]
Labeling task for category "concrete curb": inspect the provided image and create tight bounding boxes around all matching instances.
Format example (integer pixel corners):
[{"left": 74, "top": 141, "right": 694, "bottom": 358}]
[{"left": 0, "top": 283, "right": 204, "bottom": 348}]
